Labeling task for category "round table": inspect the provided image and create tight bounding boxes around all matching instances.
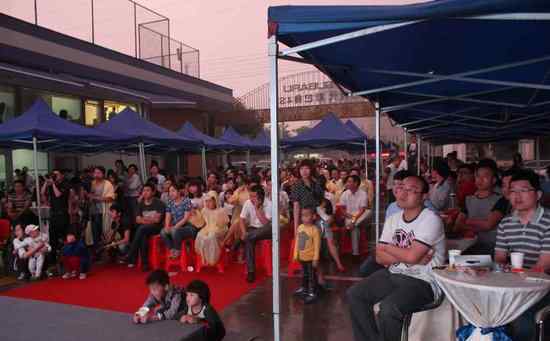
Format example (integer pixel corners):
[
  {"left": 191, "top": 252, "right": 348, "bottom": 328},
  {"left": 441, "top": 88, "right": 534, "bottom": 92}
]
[{"left": 433, "top": 269, "right": 550, "bottom": 341}]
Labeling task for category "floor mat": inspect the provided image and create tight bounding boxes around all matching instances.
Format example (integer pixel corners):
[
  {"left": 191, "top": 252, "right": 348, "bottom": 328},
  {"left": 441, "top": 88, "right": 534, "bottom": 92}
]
[{"left": 0, "top": 262, "right": 267, "bottom": 313}]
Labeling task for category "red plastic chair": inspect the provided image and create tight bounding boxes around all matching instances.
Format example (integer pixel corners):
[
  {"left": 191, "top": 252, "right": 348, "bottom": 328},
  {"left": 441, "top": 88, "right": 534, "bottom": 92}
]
[
  {"left": 138, "top": 235, "right": 166, "bottom": 270},
  {"left": 0, "top": 219, "right": 10, "bottom": 246},
  {"left": 243, "top": 239, "right": 272, "bottom": 276},
  {"left": 195, "top": 248, "right": 227, "bottom": 274},
  {"left": 165, "top": 239, "right": 196, "bottom": 273}
]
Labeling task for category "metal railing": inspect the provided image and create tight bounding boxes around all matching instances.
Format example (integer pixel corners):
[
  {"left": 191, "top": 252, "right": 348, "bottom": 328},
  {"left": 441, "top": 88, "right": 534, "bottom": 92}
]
[{"left": 0, "top": 0, "right": 200, "bottom": 78}]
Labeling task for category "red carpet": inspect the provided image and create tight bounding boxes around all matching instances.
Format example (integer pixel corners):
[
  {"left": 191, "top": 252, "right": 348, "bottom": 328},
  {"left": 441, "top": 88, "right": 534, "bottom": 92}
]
[{"left": 1, "top": 262, "right": 267, "bottom": 314}]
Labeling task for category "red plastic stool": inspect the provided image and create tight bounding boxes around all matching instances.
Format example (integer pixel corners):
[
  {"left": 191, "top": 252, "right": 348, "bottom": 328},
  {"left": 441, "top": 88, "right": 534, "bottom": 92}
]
[
  {"left": 138, "top": 235, "right": 166, "bottom": 270},
  {"left": 196, "top": 248, "right": 227, "bottom": 274},
  {"left": 340, "top": 228, "right": 353, "bottom": 254},
  {"left": 287, "top": 239, "right": 302, "bottom": 277},
  {"left": 165, "top": 239, "right": 196, "bottom": 273}
]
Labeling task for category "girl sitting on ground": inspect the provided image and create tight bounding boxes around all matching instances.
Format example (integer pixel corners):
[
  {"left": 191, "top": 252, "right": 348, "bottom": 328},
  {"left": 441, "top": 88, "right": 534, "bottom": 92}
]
[
  {"left": 194, "top": 191, "right": 229, "bottom": 271},
  {"left": 179, "top": 280, "right": 225, "bottom": 341}
]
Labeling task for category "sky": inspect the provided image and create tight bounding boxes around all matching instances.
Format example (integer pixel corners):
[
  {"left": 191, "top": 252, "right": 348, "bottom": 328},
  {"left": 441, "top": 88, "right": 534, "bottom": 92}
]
[{"left": 2, "top": 0, "right": 426, "bottom": 97}]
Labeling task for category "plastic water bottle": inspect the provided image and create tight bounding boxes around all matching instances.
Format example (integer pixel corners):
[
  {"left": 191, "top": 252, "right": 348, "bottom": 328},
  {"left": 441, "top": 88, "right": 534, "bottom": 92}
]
[{"left": 449, "top": 192, "right": 456, "bottom": 209}]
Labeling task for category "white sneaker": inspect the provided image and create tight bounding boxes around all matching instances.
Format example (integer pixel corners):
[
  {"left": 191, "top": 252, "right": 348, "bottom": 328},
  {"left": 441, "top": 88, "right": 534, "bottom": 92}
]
[
  {"left": 79, "top": 273, "right": 87, "bottom": 280},
  {"left": 62, "top": 273, "right": 71, "bottom": 280},
  {"left": 17, "top": 273, "right": 26, "bottom": 281},
  {"left": 128, "top": 263, "right": 135, "bottom": 268}
]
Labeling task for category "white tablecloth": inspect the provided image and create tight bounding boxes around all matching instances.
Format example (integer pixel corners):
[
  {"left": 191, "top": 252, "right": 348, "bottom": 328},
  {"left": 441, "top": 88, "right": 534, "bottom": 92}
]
[
  {"left": 409, "top": 297, "right": 464, "bottom": 341},
  {"left": 434, "top": 270, "right": 550, "bottom": 341}
]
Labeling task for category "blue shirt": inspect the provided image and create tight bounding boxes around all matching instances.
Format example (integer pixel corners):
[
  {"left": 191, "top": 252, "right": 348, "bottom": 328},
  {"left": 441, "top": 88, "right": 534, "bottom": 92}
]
[
  {"left": 385, "top": 200, "right": 437, "bottom": 219},
  {"left": 167, "top": 198, "right": 193, "bottom": 225}
]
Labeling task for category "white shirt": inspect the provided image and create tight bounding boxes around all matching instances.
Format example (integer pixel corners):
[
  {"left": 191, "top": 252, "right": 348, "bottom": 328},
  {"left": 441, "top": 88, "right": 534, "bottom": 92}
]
[
  {"left": 339, "top": 188, "right": 368, "bottom": 215},
  {"left": 380, "top": 208, "right": 445, "bottom": 297},
  {"left": 240, "top": 198, "right": 272, "bottom": 228},
  {"left": 155, "top": 174, "right": 166, "bottom": 193}
]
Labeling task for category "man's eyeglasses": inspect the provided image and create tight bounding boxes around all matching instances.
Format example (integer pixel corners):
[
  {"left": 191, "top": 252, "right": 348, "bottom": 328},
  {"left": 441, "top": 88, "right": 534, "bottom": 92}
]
[
  {"left": 509, "top": 188, "right": 536, "bottom": 195},
  {"left": 400, "top": 187, "right": 423, "bottom": 194}
]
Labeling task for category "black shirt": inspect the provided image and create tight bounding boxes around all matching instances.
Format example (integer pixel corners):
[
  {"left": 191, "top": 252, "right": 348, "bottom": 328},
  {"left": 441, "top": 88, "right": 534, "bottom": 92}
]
[
  {"left": 492, "top": 197, "right": 512, "bottom": 216},
  {"left": 137, "top": 198, "right": 166, "bottom": 228},
  {"left": 48, "top": 179, "right": 70, "bottom": 214},
  {"left": 290, "top": 179, "right": 324, "bottom": 209},
  {"left": 111, "top": 220, "right": 129, "bottom": 242}
]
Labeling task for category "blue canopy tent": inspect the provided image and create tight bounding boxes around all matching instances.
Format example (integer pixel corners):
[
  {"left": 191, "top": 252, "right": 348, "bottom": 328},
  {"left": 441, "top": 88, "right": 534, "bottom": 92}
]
[
  {"left": 177, "top": 122, "right": 232, "bottom": 179},
  {"left": 219, "top": 126, "right": 256, "bottom": 173},
  {"left": 0, "top": 99, "right": 129, "bottom": 228},
  {"left": 251, "top": 130, "right": 270, "bottom": 153},
  {"left": 267, "top": 2, "right": 550, "bottom": 339},
  {"left": 97, "top": 107, "right": 200, "bottom": 182}
]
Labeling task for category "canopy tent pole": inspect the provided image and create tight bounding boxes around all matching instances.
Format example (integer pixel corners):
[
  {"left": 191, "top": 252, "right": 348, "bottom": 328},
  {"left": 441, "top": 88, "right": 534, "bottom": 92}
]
[
  {"left": 138, "top": 142, "right": 147, "bottom": 183},
  {"left": 363, "top": 139, "right": 368, "bottom": 180},
  {"left": 417, "top": 137, "right": 422, "bottom": 176},
  {"left": 176, "top": 153, "right": 181, "bottom": 176},
  {"left": 201, "top": 146, "right": 208, "bottom": 180},
  {"left": 536, "top": 137, "right": 540, "bottom": 168},
  {"left": 32, "top": 137, "right": 43, "bottom": 231},
  {"left": 268, "top": 34, "right": 281, "bottom": 341},
  {"left": 246, "top": 150, "right": 251, "bottom": 175},
  {"left": 375, "top": 102, "right": 381, "bottom": 244},
  {"left": 403, "top": 129, "right": 408, "bottom": 169}
]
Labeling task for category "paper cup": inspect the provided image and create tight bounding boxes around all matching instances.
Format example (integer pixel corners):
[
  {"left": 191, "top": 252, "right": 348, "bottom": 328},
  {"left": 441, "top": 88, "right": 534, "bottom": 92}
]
[
  {"left": 511, "top": 252, "right": 524, "bottom": 270},
  {"left": 448, "top": 249, "right": 461, "bottom": 266},
  {"left": 136, "top": 307, "right": 149, "bottom": 318}
]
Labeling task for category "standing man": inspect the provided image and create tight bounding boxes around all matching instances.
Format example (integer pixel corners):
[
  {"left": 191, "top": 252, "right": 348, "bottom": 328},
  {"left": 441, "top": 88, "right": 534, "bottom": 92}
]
[
  {"left": 347, "top": 175, "right": 445, "bottom": 341},
  {"left": 41, "top": 169, "right": 70, "bottom": 258},
  {"left": 150, "top": 163, "right": 166, "bottom": 194},
  {"left": 339, "top": 175, "right": 370, "bottom": 257},
  {"left": 240, "top": 185, "right": 272, "bottom": 283},
  {"left": 124, "top": 164, "right": 142, "bottom": 228}
]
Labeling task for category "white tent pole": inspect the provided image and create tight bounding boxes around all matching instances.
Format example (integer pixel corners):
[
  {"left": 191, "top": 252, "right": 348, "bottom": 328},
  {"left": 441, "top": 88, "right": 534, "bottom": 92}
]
[
  {"left": 201, "top": 146, "right": 207, "bottom": 180},
  {"left": 403, "top": 128, "right": 408, "bottom": 169},
  {"left": 268, "top": 34, "right": 281, "bottom": 341},
  {"left": 246, "top": 150, "right": 251, "bottom": 175},
  {"left": 417, "top": 137, "right": 422, "bottom": 176},
  {"left": 32, "top": 137, "right": 43, "bottom": 230},
  {"left": 375, "top": 102, "right": 381, "bottom": 244},
  {"left": 363, "top": 139, "right": 368, "bottom": 180},
  {"left": 138, "top": 142, "right": 147, "bottom": 183}
]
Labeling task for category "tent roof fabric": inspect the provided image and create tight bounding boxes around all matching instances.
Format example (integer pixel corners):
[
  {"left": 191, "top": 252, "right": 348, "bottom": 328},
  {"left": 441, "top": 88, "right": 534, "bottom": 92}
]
[
  {"left": 268, "top": 0, "right": 550, "bottom": 144},
  {"left": 96, "top": 107, "right": 199, "bottom": 149},
  {"left": 250, "top": 130, "right": 270, "bottom": 152},
  {"left": 176, "top": 122, "right": 230, "bottom": 150},
  {"left": 283, "top": 113, "right": 364, "bottom": 149},
  {"left": 219, "top": 126, "right": 253, "bottom": 150},
  {"left": 0, "top": 99, "right": 125, "bottom": 150}
]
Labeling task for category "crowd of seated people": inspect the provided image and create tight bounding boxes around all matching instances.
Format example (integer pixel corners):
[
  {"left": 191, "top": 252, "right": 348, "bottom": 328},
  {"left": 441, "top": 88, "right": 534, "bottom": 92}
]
[{"left": 349, "top": 152, "right": 550, "bottom": 341}]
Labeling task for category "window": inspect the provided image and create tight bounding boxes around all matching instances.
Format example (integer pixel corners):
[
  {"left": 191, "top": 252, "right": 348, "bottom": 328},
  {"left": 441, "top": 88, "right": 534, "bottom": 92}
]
[
  {"left": 85, "top": 100, "right": 101, "bottom": 126},
  {"left": 12, "top": 149, "right": 49, "bottom": 176},
  {"left": 104, "top": 101, "right": 138, "bottom": 121},
  {"left": 51, "top": 95, "right": 82, "bottom": 123},
  {"left": 0, "top": 85, "right": 16, "bottom": 123}
]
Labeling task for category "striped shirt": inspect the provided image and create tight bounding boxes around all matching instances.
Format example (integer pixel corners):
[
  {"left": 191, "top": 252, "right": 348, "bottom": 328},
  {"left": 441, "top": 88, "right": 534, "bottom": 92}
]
[{"left": 495, "top": 206, "right": 550, "bottom": 269}]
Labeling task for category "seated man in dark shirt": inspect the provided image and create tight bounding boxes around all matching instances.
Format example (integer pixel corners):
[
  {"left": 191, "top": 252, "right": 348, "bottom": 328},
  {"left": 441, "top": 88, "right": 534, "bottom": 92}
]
[{"left": 126, "top": 183, "right": 165, "bottom": 271}]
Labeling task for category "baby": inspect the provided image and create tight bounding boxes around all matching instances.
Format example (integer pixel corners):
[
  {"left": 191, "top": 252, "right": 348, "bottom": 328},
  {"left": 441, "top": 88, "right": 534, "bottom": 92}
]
[{"left": 25, "top": 224, "right": 51, "bottom": 280}]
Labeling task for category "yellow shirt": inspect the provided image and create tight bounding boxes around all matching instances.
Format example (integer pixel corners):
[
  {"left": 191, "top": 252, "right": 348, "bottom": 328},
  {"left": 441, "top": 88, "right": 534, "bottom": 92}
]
[{"left": 293, "top": 224, "right": 321, "bottom": 262}]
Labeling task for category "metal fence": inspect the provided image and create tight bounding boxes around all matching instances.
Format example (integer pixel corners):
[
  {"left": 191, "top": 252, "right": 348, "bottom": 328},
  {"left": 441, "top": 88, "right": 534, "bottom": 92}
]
[{"left": 0, "top": 0, "right": 200, "bottom": 78}]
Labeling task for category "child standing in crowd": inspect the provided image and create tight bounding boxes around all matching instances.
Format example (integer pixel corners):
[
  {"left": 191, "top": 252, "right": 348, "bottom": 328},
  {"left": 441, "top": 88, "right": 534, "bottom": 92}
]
[
  {"left": 12, "top": 223, "right": 30, "bottom": 280},
  {"left": 25, "top": 224, "right": 51, "bottom": 279},
  {"left": 61, "top": 232, "right": 90, "bottom": 280},
  {"left": 221, "top": 190, "right": 234, "bottom": 223},
  {"left": 179, "top": 280, "right": 225, "bottom": 341},
  {"left": 293, "top": 206, "right": 321, "bottom": 304},
  {"left": 317, "top": 198, "right": 345, "bottom": 272},
  {"left": 133, "top": 270, "right": 185, "bottom": 324}
]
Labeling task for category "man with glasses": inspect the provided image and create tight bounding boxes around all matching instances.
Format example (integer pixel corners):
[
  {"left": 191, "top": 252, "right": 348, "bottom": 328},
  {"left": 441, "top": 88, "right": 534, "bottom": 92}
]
[
  {"left": 495, "top": 170, "right": 550, "bottom": 341},
  {"left": 347, "top": 175, "right": 446, "bottom": 341}
]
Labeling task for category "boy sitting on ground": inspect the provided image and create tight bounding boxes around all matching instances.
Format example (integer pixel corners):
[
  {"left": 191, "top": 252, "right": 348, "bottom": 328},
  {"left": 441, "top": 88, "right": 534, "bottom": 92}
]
[
  {"left": 61, "top": 231, "right": 90, "bottom": 280},
  {"left": 25, "top": 224, "right": 51, "bottom": 280},
  {"left": 133, "top": 269, "right": 185, "bottom": 324},
  {"left": 179, "top": 280, "right": 226, "bottom": 341}
]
